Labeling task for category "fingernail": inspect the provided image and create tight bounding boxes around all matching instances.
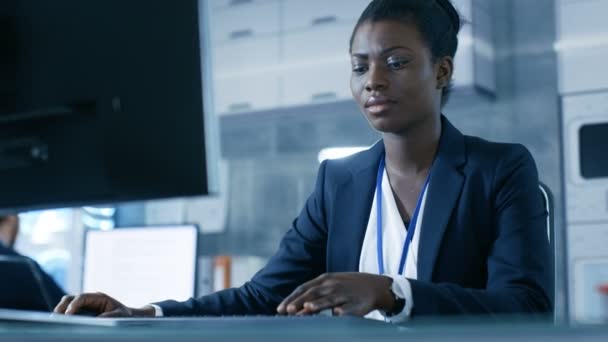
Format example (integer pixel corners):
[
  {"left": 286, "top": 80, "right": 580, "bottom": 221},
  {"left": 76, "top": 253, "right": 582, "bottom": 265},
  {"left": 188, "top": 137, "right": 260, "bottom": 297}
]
[{"left": 287, "top": 304, "right": 295, "bottom": 312}]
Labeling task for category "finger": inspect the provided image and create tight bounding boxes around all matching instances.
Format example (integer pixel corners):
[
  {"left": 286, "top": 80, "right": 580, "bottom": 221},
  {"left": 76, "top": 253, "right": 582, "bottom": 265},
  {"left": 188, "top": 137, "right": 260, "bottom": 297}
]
[
  {"left": 277, "top": 275, "right": 328, "bottom": 313},
  {"left": 65, "top": 293, "right": 108, "bottom": 315},
  {"left": 53, "top": 295, "right": 75, "bottom": 314},
  {"left": 294, "top": 300, "right": 331, "bottom": 316},
  {"left": 295, "top": 296, "right": 346, "bottom": 316},
  {"left": 285, "top": 286, "right": 334, "bottom": 315},
  {"left": 295, "top": 307, "right": 314, "bottom": 316},
  {"left": 302, "top": 296, "right": 346, "bottom": 314},
  {"left": 332, "top": 302, "right": 366, "bottom": 317},
  {"left": 98, "top": 309, "right": 129, "bottom": 318},
  {"left": 277, "top": 287, "right": 305, "bottom": 314}
]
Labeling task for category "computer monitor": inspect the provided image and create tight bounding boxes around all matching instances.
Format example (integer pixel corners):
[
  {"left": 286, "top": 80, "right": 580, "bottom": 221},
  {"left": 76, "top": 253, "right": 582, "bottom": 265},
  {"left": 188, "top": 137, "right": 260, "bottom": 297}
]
[
  {"left": 0, "top": 0, "right": 218, "bottom": 213},
  {"left": 82, "top": 225, "right": 198, "bottom": 308}
]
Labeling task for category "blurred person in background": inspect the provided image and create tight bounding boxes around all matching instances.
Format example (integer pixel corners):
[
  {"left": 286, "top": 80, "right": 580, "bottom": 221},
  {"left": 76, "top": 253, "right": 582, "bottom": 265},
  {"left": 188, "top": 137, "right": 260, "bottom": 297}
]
[
  {"left": 0, "top": 215, "right": 19, "bottom": 248},
  {"left": 0, "top": 215, "right": 66, "bottom": 310}
]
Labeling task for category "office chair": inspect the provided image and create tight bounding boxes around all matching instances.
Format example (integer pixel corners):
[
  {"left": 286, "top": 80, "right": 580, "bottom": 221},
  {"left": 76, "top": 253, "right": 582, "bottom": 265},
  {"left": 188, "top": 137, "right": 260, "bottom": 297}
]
[
  {"left": 539, "top": 182, "right": 556, "bottom": 320},
  {"left": 539, "top": 182, "right": 554, "bottom": 245}
]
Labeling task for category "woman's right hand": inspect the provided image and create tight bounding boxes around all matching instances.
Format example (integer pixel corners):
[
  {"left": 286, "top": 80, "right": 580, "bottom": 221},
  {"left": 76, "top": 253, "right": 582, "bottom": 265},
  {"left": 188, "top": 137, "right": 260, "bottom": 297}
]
[{"left": 53, "top": 293, "right": 156, "bottom": 317}]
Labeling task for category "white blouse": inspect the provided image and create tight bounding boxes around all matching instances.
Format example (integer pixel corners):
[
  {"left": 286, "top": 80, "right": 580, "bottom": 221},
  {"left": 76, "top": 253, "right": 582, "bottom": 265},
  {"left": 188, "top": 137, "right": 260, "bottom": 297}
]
[{"left": 359, "top": 167, "right": 430, "bottom": 323}]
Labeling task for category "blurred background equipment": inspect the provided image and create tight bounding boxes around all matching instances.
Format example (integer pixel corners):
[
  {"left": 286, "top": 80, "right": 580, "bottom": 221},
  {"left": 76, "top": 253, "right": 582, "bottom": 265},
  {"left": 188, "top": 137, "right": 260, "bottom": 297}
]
[{"left": 82, "top": 225, "right": 198, "bottom": 308}]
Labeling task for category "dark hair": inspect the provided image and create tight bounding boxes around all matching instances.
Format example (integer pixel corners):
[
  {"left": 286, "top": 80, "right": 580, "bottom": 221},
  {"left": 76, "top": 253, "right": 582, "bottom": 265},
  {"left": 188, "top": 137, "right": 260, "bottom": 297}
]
[{"left": 350, "top": 0, "right": 462, "bottom": 107}]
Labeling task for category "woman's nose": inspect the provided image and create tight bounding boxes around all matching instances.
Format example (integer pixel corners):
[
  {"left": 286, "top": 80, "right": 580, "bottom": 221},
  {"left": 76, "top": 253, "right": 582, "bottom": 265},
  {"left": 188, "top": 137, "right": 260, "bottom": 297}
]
[{"left": 365, "top": 67, "right": 389, "bottom": 92}]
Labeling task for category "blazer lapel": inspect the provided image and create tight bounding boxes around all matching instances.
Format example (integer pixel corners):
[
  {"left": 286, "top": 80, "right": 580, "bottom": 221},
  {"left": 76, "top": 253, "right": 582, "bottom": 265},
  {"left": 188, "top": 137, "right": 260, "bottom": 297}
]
[
  {"left": 330, "top": 116, "right": 466, "bottom": 277},
  {"left": 329, "top": 141, "right": 384, "bottom": 273},
  {"left": 417, "top": 117, "right": 466, "bottom": 282}
]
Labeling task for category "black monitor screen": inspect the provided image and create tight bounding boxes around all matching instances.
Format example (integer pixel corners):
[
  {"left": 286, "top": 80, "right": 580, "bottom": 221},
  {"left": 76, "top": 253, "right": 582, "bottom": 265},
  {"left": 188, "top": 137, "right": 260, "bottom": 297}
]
[
  {"left": 579, "top": 123, "right": 608, "bottom": 179},
  {"left": 0, "top": 0, "right": 213, "bottom": 212}
]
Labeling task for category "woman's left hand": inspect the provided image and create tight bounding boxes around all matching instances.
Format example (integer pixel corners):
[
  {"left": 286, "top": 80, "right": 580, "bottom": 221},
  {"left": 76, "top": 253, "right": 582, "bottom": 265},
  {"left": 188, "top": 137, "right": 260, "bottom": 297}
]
[{"left": 276, "top": 272, "right": 395, "bottom": 316}]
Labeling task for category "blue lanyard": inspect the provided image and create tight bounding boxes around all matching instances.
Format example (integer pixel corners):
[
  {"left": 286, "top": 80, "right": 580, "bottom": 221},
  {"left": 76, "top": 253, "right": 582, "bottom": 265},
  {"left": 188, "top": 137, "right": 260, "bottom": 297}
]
[{"left": 376, "top": 155, "right": 431, "bottom": 275}]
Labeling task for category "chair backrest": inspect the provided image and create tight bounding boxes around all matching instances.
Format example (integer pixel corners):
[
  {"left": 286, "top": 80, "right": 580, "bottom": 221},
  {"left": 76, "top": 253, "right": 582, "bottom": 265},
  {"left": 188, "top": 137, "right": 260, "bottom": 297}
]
[
  {"left": 0, "top": 255, "right": 55, "bottom": 311},
  {"left": 539, "top": 182, "right": 556, "bottom": 318},
  {"left": 539, "top": 182, "right": 554, "bottom": 245}
]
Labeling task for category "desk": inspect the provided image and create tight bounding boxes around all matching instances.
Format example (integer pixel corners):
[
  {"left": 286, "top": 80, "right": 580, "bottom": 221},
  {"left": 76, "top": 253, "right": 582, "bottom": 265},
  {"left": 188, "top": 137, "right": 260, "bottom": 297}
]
[{"left": 1, "top": 316, "right": 607, "bottom": 342}]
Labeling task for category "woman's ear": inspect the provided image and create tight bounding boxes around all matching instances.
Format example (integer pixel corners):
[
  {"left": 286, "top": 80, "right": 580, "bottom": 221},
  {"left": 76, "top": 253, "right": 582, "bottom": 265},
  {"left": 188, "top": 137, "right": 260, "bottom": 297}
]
[{"left": 436, "top": 56, "right": 454, "bottom": 89}]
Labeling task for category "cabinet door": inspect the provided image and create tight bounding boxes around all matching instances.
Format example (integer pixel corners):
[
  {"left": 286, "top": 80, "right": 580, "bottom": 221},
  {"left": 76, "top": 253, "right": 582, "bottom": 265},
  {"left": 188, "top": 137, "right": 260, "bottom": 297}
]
[
  {"left": 283, "top": 24, "right": 354, "bottom": 64},
  {"left": 212, "top": 36, "right": 280, "bottom": 75},
  {"left": 557, "top": 0, "right": 608, "bottom": 93},
  {"left": 282, "top": 59, "right": 352, "bottom": 107},
  {"left": 558, "top": 0, "right": 608, "bottom": 42},
  {"left": 214, "top": 72, "right": 280, "bottom": 115},
  {"left": 559, "top": 46, "right": 608, "bottom": 94},
  {"left": 209, "top": 0, "right": 280, "bottom": 43},
  {"left": 282, "top": 0, "right": 370, "bottom": 31},
  {"left": 210, "top": 0, "right": 274, "bottom": 9}
]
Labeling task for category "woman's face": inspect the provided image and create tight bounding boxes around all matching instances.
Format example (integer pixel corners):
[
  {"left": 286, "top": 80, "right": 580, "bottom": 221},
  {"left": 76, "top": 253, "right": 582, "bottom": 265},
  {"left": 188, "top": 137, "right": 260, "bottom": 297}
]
[{"left": 350, "top": 20, "right": 450, "bottom": 134}]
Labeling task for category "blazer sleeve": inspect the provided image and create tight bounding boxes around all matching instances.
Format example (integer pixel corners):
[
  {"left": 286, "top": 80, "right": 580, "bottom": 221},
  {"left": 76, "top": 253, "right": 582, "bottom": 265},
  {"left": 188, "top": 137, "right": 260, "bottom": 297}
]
[
  {"left": 409, "top": 145, "right": 553, "bottom": 316},
  {"left": 155, "top": 161, "right": 330, "bottom": 316}
]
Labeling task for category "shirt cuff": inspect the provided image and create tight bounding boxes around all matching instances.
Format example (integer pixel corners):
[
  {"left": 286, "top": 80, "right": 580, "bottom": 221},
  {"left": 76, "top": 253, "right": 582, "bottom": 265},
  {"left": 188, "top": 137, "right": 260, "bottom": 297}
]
[
  {"left": 148, "top": 304, "right": 164, "bottom": 317},
  {"left": 382, "top": 275, "right": 414, "bottom": 323}
]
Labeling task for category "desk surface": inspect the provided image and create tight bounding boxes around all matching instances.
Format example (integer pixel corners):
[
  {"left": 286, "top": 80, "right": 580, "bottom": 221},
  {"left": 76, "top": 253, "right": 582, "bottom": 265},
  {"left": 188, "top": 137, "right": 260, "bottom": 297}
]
[{"left": 1, "top": 315, "right": 607, "bottom": 342}]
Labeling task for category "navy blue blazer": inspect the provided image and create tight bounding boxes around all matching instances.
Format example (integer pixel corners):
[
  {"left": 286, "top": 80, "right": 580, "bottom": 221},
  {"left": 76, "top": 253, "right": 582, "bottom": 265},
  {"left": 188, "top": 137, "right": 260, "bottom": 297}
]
[{"left": 157, "top": 116, "right": 553, "bottom": 317}]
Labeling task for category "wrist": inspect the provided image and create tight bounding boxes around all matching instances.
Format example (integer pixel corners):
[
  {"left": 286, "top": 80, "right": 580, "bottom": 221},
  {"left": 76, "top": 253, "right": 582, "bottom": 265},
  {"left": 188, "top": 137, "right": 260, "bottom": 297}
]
[{"left": 376, "top": 275, "right": 396, "bottom": 312}]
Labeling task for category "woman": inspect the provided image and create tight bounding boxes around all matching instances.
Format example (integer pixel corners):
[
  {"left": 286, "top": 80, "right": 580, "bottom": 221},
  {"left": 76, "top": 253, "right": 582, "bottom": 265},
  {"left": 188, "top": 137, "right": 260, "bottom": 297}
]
[{"left": 55, "top": 0, "right": 552, "bottom": 321}]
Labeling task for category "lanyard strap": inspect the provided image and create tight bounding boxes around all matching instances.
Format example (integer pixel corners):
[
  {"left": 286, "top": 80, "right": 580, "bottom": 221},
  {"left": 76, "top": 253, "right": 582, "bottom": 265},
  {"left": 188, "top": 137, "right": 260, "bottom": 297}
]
[{"left": 376, "top": 155, "right": 431, "bottom": 275}]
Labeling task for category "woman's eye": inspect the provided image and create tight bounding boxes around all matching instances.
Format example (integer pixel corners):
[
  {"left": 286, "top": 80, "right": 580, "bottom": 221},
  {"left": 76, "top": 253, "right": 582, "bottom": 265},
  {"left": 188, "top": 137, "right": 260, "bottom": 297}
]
[
  {"left": 352, "top": 65, "right": 368, "bottom": 74},
  {"left": 387, "top": 59, "right": 408, "bottom": 69}
]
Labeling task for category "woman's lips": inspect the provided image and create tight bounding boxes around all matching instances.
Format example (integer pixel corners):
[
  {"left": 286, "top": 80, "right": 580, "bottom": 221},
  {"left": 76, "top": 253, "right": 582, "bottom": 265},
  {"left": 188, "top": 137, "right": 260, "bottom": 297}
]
[{"left": 365, "top": 96, "right": 395, "bottom": 114}]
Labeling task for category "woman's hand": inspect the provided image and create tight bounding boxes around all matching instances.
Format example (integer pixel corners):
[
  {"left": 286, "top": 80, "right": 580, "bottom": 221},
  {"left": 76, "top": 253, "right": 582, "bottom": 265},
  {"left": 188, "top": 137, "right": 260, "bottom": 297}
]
[
  {"left": 276, "top": 272, "right": 395, "bottom": 316},
  {"left": 53, "top": 292, "right": 156, "bottom": 317}
]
